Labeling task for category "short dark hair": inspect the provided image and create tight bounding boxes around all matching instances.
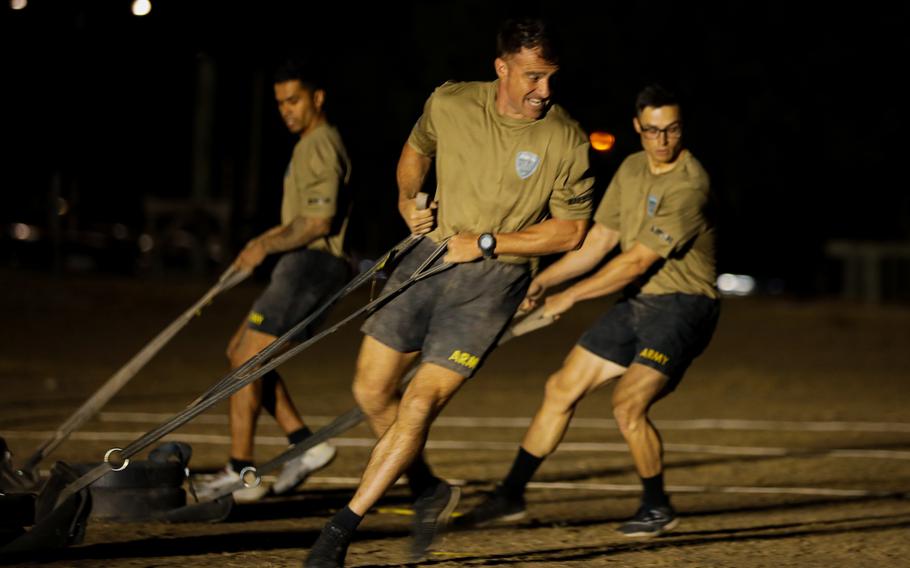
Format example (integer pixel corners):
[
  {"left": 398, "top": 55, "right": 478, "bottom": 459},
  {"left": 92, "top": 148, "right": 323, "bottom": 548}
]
[
  {"left": 496, "top": 18, "right": 559, "bottom": 64},
  {"left": 635, "top": 84, "right": 680, "bottom": 116},
  {"left": 273, "top": 59, "right": 325, "bottom": 93}
]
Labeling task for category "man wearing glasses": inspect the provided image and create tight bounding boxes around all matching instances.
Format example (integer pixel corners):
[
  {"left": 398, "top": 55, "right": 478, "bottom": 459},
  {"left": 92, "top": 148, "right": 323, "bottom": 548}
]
[{"left": 458, "top": 84, "right": 719, "bottom": 537}]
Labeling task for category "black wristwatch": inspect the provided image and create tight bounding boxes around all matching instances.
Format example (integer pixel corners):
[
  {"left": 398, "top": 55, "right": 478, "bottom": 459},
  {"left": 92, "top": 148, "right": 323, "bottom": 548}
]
[{"left": 477, "top": 232, "right": 496, "bottom": 258}]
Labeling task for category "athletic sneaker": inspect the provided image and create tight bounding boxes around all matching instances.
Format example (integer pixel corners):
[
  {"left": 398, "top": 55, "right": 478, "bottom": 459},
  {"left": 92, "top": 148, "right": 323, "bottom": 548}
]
[
  {"left": 410, "top": 481, "right": 461, "bottom": 561},
  {"left": 454, "top": 485, "right": 526, "bottom": 527},
  {"left": 305, "top": 520, "right": 351, "bottom": 568},
  {"left": 193, "top": 464, "right": 269, "bottom": 503},
  {"left": 616, "top": 503, "right": 679, "bottom": 537},
  {"left": 271, "top": 442, "right": 337, "bottom": 495}
]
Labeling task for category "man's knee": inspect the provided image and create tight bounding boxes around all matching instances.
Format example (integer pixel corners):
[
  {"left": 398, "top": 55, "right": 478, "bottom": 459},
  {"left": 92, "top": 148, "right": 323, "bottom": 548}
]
[
  {"left": 227, "top": 326, "right": 275, "bottom": 368},
  {"left": 352, "top": 337, "right": 415, "bottom": 414},
  {"left": 611, "top": 389, "right": 653, "bottom": 436},
  {"left": 352, "top": 353, "right": 401, "bottom": 414},
  {"left": 611, "top": 364, "right": 669, "bottom": 436},
  {"left": 542, "top": 369, "right": 584, "bottom": 411},
  {"left": 611, "top": 404, "right": 639, "bottom": 435},
  {"left": 231, "top": 381, "right": 263, "bottom": 414},
  {"left": 395, "top": 391, "right": 437, "bottom": 429},
  {"left": 396, "top": 363, "right": 465, "bottom": 425},
  {"left": 542, "top": 355, "right": 617, "bottom": 411},
  {"left": 226, "top": 328, "right": 245, "bottom": 364},
  {"left": 227, "top": 347, "right": 245, "bottom": 369},
  {"left": 352, "top": 371, "right": 399, "bottom": 414}
]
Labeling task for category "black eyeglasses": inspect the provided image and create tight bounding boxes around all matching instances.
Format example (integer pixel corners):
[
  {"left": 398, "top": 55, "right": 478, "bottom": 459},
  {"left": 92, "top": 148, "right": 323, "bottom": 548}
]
[{"left": 640, "top": 122, "right": 682, "bottom": 140}]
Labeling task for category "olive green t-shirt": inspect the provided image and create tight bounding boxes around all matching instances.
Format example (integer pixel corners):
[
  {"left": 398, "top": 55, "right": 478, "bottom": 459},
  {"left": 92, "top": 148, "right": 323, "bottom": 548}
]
[
  {"left": 595, "top": 150, "right": 717, "bottom": 298},
  {"left": 408, "top": 81, "right": 594, "bottom": 263},
  {"left": 281, "top": 122, "right": 352, "bottom": 259}
]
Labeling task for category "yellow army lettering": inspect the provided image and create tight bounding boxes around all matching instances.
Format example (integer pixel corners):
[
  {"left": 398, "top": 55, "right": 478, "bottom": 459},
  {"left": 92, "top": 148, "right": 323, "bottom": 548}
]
[
  {"left": 448, "top": 350, "right": 479, "bottom": 370},
  {"left": 248, "top": 312, "right": 265, "bottom": 325},
  {"left": 638, "top": 348, "right": 669, "bottom": 366}
]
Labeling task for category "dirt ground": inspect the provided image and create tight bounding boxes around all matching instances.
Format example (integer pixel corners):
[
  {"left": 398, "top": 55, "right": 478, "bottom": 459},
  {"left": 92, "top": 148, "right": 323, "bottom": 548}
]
[{"left": 1, "top": 268, "right": 909, "bottom": 567}]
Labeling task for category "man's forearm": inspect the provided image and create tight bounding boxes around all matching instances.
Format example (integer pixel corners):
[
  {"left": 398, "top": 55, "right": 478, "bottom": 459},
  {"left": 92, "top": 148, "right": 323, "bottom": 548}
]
[
  {"left": 562, "top": 246, "right": 657, "bottom": 303},
  {"left": 397, "top": 143, "right": 431, "bottom": 202},
  {"left": 492, "top": 218, "right": 588, "bottom": 257},
  {"left": 258, "top": 216, "right": 330, "bottom": 254},
  {"left": 535, "top": 223, "right": 619, "bottom": 289},
  {"left": 396, "top": 143, "right": 435, "bottom": 234}
]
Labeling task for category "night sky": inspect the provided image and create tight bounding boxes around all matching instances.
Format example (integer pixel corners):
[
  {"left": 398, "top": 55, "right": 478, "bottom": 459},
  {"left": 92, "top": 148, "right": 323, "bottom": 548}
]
[{"left": 2, "top": 1, "right": 908, "bottom": 297}]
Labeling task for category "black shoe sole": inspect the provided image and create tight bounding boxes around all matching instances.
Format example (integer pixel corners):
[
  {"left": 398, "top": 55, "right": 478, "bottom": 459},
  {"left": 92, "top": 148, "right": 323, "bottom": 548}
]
[
  {"left": 458, "top": 508, "right": 527, "bottom": 528},
  {"left": 618, "top": 516, "right": 679, "bottom": 537},
  {"left": 410, "top": 485, "right": 461, "bottom": 560}
]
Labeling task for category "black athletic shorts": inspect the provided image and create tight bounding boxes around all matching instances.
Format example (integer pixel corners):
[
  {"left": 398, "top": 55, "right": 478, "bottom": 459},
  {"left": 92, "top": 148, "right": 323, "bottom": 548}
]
[
  {"left": 247, "top": 248, "right": 351, "bottom": 340},
  {"left": 362, "top": 238, "right": 530, "bottom": 378},
  {"left": 577, "top": 293, "right": 720, "bottom": 390}
]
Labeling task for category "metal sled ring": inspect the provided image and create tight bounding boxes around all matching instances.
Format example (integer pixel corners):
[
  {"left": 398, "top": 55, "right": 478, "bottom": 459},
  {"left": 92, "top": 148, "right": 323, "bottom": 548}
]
[
  {"left": 238, "top": 466, "right": 261, "bottom": 488},
  {"left": 104, "top": 447, "right": 131, "bottom": 472}
]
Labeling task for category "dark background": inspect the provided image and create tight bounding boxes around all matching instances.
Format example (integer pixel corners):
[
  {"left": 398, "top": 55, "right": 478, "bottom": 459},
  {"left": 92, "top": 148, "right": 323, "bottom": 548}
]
[{"left": 2, "top": 0, "right": 908, "bottom": 298}]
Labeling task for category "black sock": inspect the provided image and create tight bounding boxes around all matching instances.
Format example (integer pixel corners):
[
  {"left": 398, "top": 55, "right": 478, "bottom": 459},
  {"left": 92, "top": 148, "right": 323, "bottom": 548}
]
[
  {"left": 288, "top": 426, "right": 313, "bottom": 446},
  {"left": 641, "top": 472, "right": 669, "bottom": 507},
  {"left": 501, "top": 447, "right": 543, "bottom": 498},
  {"left": 406, "top": 454, "right": 440, "bottom": 498},
  {"left": 229, "top": 457, "right": 254, "bottom": 472},
  {"left": 331, "top": 506, "right": 363, "bottom": 534}
]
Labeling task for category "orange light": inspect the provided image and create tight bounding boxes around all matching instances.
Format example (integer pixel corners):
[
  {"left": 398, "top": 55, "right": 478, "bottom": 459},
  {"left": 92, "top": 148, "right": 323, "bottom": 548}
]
[{"left": 590, "top": 131, "right": 615, "bottom": 152}]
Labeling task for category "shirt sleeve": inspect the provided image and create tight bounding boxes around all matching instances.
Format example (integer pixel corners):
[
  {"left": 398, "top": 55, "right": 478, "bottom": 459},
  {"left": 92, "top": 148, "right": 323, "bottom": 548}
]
[
  {"left": 292, "top": 134, "right": 345, "bottom": 219},
  {"left": 547, "top": 126, "right": 594, "bottom": 220},
  {"left": 593, "top": 173, "right": 622, "bottom": 231},
  {"left": 635, "top": 184, "right": 708, "bottom": 258},
  {"left": 406, "top": 89, "right": 438, "bottom": 157}
]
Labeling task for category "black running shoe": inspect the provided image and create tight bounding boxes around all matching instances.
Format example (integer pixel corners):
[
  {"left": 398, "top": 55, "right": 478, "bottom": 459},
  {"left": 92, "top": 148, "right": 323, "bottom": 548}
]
[
  {"left": 410, "top": 481, "right": 461, "bottom": 561},
  {"left": 304, "top": 521, "right": 351, "bottom": 567},
  {"left": 616, "top": 503, "right": 679, "bottom": 537},
  {"left": 454, "top": 485, "right": 526, "bottom": 528}
]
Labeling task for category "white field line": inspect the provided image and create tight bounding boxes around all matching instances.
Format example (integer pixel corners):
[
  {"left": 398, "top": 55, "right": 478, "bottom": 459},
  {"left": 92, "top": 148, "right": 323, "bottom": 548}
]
[
  {"left": 272, "top": 476, "right": 900, "bottom": 498},
  {"left": 34, "top": 470, "right": 892, "bottom": 499},
  {"left": 95, "top": 412, "right": 910, "bottom": 434},
  {"left": 4, "top": 430, "right": 910, "bottom": 460},
  {"left": 25, "top": 471, "right": 907, "bottom": 497}
]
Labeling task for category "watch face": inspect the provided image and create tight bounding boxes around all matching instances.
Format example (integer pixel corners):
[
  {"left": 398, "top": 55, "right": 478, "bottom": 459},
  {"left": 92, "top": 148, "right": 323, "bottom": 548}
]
[{"left": 479, "top": 234, "right": 494, "bottom": 250}]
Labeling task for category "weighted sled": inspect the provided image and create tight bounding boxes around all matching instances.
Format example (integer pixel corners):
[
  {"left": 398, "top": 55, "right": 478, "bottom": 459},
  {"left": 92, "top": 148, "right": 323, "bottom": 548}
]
[
  {"left": 1, "top": 461, "right": 92, "bottom": 555},
  {"left": 71, "top": 460, "right": 185, "bottom": 490},
  {"left": 88, "top": 486, "right": 186, "bottom": 521},
  {"left": 0, "top": 493, "right": 35, "bottom": 529}
]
